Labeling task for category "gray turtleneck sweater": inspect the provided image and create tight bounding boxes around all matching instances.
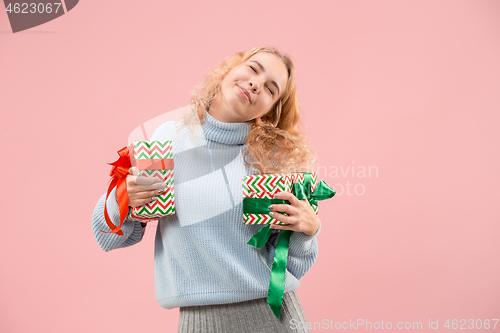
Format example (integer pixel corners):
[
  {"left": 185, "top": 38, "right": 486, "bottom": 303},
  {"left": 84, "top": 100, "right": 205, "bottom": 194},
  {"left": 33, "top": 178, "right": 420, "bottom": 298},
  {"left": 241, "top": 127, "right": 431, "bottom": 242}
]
[{"left": 91, "top": 109, "right": 321, "bottom": 309}]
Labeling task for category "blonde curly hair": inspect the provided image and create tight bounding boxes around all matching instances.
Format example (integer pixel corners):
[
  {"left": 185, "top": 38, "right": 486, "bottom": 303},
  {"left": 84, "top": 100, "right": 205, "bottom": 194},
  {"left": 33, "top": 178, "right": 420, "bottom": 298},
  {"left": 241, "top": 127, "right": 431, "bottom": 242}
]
[{"left": 182, "top": 46, "right": 317, "bottom": 174}]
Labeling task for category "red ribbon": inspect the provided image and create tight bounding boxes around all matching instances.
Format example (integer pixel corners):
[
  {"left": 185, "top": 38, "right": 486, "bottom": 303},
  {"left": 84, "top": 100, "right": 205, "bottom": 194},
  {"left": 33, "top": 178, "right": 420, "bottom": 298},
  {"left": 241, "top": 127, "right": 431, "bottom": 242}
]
[
  {"left": 133, "top": 158, "right": 174, "bottom": 170},
  {"left": 100, "top": 146, "right": 131, "bottom": 236}
]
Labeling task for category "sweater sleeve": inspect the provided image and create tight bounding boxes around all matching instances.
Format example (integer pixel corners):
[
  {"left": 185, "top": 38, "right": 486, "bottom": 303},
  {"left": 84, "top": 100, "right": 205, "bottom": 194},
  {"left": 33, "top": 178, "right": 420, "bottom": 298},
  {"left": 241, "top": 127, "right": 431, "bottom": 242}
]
[
  {"left": 286, "top": 220, "right": 321, "bottom": 280},
  {"left": 265, "top": 220, "right": 321, "bottom": 281},
  {"left": 91, "top": 187, "right": 147, "bottom": 252}
]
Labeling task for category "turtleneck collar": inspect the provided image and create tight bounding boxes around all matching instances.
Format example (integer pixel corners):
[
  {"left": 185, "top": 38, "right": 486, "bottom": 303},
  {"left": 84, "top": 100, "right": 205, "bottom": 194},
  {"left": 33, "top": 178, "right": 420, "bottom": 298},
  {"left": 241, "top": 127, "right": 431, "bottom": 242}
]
[{"left": 201, "top": 110, "right": 251, "bottom": 145}]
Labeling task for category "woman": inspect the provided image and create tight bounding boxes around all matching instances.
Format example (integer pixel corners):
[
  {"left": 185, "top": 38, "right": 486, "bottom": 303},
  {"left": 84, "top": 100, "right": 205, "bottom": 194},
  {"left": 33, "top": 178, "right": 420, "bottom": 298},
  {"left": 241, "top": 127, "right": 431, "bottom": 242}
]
[{"left": 92, "top": 46, "right": 321, "bottom": 333}]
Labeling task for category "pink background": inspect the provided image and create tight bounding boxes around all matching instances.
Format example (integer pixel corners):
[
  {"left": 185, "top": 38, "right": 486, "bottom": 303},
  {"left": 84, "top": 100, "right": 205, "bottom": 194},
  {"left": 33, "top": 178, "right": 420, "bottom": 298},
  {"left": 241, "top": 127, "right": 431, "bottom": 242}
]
[{"left": 1, "top": 0, "right": 499, "bottom": 332}]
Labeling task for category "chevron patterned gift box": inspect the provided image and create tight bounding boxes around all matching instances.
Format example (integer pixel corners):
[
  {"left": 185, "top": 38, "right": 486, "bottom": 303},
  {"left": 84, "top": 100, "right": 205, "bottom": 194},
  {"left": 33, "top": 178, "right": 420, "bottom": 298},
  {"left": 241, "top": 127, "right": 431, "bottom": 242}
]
[
  {"left": 242, "top": 172, "right": 322, "bottom": 225},
  {"left": 129, "top": 140, "right": 175, "bottom": 220},
  {"left": 242, "top": 174, "right": 293, "bottom": 225}
]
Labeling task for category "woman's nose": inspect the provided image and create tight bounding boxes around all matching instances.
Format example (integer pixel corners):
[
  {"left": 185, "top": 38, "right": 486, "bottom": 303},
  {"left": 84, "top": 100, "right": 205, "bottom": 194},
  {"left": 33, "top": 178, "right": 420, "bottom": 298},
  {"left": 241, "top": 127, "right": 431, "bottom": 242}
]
[{"left": 249, "top": 81, "right": 259, "bottom": 93}]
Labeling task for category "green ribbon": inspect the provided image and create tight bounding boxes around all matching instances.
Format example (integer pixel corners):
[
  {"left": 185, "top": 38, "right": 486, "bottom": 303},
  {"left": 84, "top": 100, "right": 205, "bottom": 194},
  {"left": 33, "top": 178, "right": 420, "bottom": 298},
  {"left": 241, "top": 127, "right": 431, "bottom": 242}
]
[
  {"left": 245, "top": 172, "right": 336, "bottom": 319},
  {"left": 292, "top": 173, "right": 336, "bottom": 207},
  {"left": 243, "top": 198, "right": 287, "bottom": 215}
]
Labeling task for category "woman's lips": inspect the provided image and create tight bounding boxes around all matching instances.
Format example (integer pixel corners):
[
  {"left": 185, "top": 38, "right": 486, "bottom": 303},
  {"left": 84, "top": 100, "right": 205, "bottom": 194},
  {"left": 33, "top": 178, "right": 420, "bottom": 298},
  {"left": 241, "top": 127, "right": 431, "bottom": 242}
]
[{"left": 238, "top": 85, "right": 251, "bottom": 103}]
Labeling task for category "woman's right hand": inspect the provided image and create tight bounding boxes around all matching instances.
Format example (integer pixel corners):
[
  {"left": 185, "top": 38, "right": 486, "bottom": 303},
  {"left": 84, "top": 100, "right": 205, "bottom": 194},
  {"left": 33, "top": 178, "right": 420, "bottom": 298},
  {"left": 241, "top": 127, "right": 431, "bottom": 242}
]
[{"left": 125, "top": 167, "right": 166, "bottom": 207}]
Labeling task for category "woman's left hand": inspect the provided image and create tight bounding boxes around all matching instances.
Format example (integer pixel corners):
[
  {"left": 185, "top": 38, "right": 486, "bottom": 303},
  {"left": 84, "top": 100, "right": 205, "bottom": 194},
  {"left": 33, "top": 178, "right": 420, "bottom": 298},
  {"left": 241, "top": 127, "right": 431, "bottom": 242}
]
[{"left": 268, "top": 191, "right": 320, "bottom": 236}]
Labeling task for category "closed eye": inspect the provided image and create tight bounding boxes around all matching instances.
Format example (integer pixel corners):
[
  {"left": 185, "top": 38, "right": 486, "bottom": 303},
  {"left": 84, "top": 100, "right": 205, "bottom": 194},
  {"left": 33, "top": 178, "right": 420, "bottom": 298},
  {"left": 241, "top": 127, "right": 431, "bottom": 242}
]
[{"left": 249, "top": 65, "right": 274, "bottom": 95}]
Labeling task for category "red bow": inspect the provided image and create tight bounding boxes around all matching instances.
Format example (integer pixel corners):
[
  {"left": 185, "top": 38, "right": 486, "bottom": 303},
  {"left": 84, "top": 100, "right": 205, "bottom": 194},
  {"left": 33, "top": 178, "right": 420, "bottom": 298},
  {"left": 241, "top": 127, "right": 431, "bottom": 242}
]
[{"left": 101, "top": 146, "right": 131, "bottom": 236}]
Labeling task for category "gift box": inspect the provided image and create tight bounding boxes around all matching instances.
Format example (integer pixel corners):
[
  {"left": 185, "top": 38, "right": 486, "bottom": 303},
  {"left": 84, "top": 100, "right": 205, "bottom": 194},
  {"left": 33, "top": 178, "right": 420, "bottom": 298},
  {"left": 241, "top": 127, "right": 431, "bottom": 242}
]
[
  {"left": 128, "top": 140, "right": 175, "bottom": 220},
  {"left": 243, "top": 171, "right": 335, "bottom": 319},
  {"left": 242, "top": 172, "right": 322, "bottom": 225},
  {"left": 242, "top": 173, "right": 293, "bottom": 225}
]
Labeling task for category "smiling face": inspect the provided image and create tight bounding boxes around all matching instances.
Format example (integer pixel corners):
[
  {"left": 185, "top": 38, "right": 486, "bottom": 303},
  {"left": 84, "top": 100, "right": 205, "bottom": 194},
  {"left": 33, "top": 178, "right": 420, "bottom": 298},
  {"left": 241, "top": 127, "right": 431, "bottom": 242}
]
[{"left": 208, "top": 52, "right": 289, "bottom": 123}]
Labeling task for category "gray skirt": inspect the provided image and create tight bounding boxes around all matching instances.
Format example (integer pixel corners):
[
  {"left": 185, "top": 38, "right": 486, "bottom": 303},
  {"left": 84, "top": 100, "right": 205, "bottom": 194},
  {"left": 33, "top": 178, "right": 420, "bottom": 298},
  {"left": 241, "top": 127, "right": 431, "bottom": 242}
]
[{"left": 178, "top": 290, "right": 311, "bottom": 333}]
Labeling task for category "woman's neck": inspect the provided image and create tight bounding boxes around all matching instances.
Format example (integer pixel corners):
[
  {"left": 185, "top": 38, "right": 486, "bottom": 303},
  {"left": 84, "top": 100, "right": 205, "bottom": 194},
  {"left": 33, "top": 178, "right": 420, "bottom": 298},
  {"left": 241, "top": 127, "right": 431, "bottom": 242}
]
[{"left": 208, "top": 94, "right": 250, "bottom": 124}]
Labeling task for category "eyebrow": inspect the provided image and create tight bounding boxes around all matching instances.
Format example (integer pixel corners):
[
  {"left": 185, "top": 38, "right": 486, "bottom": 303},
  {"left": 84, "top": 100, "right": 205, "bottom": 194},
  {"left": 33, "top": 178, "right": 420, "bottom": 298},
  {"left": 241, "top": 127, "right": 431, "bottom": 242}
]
[{"left": 250, "top": 60, "right": 281, "bottom": 95}]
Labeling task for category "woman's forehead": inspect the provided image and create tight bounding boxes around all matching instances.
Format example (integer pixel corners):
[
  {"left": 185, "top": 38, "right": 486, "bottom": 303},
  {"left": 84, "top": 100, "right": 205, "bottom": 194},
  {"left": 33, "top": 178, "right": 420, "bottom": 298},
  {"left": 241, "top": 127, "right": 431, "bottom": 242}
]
[
  {"left": 245, "top": 53, "right": 288, "bottom": 84},
  {"left": 247, "top": 52, "right": 282, "bottom": 66}
]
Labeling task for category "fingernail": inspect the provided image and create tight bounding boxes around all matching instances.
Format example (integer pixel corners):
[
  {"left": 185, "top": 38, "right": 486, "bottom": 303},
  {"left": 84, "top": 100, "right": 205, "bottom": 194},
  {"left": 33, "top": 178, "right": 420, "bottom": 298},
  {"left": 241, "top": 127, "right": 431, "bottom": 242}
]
[
  {"left": 160, "top": 183, "right": 167, "bottom": 190},
  {"left": 269, "top": 212, "right": 274, "bottom": 216},
  {"left": 158, "top": 189, "right": 166, "bottom": 194},
  {"left": 151, "top": 197, "right": 158, "bottom": 201},
  {"left": 268, "top": 205, "right": 273, "bottom": 210}
]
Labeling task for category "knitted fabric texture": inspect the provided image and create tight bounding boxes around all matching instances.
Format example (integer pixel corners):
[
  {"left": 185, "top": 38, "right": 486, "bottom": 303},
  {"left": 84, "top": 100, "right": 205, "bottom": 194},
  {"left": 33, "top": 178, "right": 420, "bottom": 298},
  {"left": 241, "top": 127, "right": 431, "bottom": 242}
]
[{"left": 91, "top": 108, "right": 321, "bottom": 309}]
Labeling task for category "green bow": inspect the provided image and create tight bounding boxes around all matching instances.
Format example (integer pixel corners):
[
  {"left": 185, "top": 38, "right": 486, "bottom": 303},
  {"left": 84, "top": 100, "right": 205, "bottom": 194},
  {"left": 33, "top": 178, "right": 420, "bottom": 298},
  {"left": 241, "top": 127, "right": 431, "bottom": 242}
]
[
  {"left": 292, "top": 173, "right": 336, "bottom": 208},
  {"left": 245, "top": 172, "right": 335, "bottom": 318}
]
